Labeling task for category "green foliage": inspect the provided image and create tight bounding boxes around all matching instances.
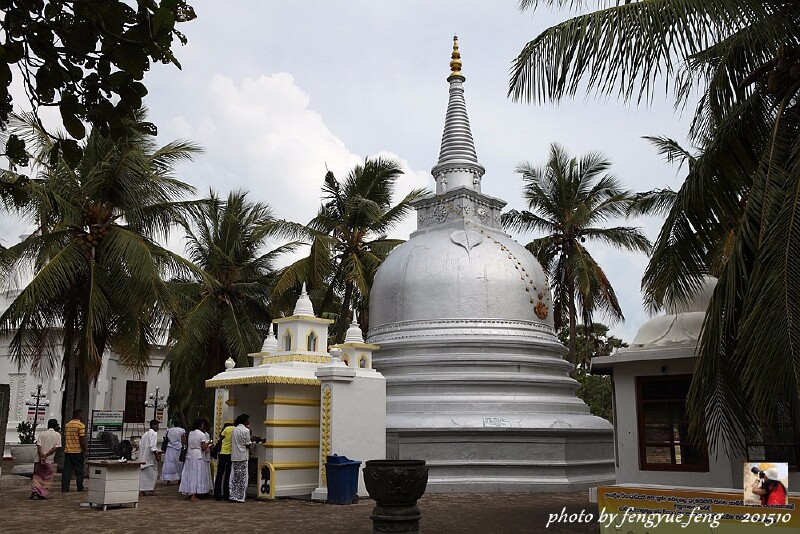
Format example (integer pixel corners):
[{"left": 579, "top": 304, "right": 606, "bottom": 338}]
[
  {"left": 557, "top": 323, "right": 626, "bottom": 422},
  {"left": 556, "top": 322, "right": 627, "bottom": 370},
  {"left": 502, "top": 143, "right": 649, "bottom": 361},
  {"left": 16, "top": 420, "right": 35, "bottom": 444},
  {"left": 166, "top": 190, "right": 300, "bottom": 418},
  {"left": 0, "top": 112, "right": 200, "bottom": 416},
  {"left": 0, "top": 0, "right": 196, "bottom": 166},
  {"left": 271, "top": 157, "right": 426, "bottom": 342},
  {"left": 575, "top": 373, "right": 613, "bottom": 422},
  {"left": 509, "top": 0, "right": 800, "bottom": 456}
]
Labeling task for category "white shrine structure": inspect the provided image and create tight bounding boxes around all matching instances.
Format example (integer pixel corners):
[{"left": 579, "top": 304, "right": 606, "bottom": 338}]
[
  {"left": 206, "top": 284, "right": 386, "bottom": 500},
  {"left": 592, "top": 276, "right": 800, "bottom": 490},
  {"left": 366, "top": 37, "right": 615, "bottom": 492}
]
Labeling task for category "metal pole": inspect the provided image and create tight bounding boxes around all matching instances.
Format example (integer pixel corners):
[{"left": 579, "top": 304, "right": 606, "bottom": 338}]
[{"left": 31, "top": 383, "right": 43, "bottom": 433}]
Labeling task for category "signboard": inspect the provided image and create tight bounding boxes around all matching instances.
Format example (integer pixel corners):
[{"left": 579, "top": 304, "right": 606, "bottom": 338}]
[
  {"left": 91, "top": 410, "right": 124, "bottom": 432},
  {"left": 597, "top": 485, "right": 799, "bottom": 533},
  {"left": 27, "top": 405, "right": 46, "bottom": 423}
]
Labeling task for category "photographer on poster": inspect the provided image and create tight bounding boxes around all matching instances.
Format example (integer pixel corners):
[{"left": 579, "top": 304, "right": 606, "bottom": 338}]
[{"left": 751, "top": 467, "right": 788, "bottom": 506}]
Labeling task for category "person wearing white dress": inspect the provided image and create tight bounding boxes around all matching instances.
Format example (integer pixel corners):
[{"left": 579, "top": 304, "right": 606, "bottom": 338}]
[
  {"left": 138, "top": 419, "right": 161, "bottom": 496},
  {"left": 160, "top": 423, "right": 185, "bottom": 484},
  {"left": 202, "top": 427, "right": 213, "bottom": 489},
  {"left": 179, "top": 418, "right": 211, "bottom": 501}
]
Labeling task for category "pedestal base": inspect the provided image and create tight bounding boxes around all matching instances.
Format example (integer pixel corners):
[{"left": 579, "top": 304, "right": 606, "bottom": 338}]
[{"left": 387, "top": 427, "right": 615, "bottom": 493}]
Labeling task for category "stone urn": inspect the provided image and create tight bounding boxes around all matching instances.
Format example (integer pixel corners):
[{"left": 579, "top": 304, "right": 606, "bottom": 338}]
[
  {"left": 10, "top": 443, "right": 38, "bottom": 475},
  {"left": 363, "top": 460, "right": 428, "bottom": 534}
]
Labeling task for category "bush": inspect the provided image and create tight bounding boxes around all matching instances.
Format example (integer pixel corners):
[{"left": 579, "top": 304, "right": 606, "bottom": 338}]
[
  {"left": 16, "top": 421, "right": 36, "bottom": 444},
  {"left": 575, "top": 372, "right": 613, "bottom": 422}
]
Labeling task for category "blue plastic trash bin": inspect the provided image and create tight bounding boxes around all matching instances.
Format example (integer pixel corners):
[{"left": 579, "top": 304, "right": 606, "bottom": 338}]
[{"left": 326, "top": 454, "right": 362, "bottom": 505}]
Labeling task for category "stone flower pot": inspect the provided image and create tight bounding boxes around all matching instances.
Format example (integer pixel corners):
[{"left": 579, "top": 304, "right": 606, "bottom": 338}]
[
  {"left": 10, "top": 443, "right": 38, "bottom": 475},
  {"left": 363, "top": 460, "right": 428, "bottom": 533}
]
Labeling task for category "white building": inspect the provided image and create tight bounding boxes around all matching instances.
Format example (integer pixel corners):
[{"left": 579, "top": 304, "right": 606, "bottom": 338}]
[
  {"left": 1, "top": 283, "right": 171, "bottom": 451},
  {"left": 592, "top": 276, "right": 800, "bottom": 490}
]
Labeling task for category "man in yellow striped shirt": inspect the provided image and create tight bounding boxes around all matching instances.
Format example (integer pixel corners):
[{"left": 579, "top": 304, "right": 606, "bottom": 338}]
[{"left": 62, "top": 409, "right": 86, "bottom": 492}]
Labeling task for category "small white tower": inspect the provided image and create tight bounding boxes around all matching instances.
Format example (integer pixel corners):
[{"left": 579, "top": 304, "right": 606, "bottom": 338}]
[{"left": 331, "top": 311, "right": 377, "bottom": 369}]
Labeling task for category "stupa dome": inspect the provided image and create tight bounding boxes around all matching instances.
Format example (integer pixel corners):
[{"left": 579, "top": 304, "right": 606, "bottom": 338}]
[
  {"left": 664, "top": 275, "right": 717, "bottom": 314},
  {"left": 370, "top": 228, "right": 554, "bottom": 336},
  {"left": 631, "top": 276, "right": 717, "bottom": 347}
]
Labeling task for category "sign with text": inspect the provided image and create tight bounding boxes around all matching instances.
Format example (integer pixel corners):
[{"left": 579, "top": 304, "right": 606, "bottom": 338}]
[
  {"left": 27, "top": 406, "right": 46, "bottom": 423},
  {"left": 597, "top": 485, "right": 799, "bottom": 532},
  {"left": 91, "top": 410, "right": 124, "bottom": 432}
]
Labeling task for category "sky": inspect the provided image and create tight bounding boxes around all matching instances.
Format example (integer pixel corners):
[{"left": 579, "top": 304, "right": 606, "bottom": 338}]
[{"left": 4, "top": 1, "right": 698, "bottom": 342}]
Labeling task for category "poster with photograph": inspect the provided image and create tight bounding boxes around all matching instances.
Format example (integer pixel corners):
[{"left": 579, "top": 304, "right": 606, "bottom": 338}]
[{"left": 744, "top": 462, "right": 789, "bottom": 506}]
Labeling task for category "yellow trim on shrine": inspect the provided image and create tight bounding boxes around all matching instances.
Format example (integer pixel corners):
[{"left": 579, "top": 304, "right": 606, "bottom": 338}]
[
  {"left": 258, "top": 462, "right": 276, "bottom": 500},
  {"left": 272, "top": 461, "right": 319, "bottom": 470},
  {"left": 261, "top": 440, "right": 320, "bottom": 448},
  {"left": 321, "top": 385, "right": 332, "bottom": 484},
  {"left": 273, "top": 315, "right": 333, "bottom": 324},
  {"left": 225, "top": 399, "right": 238, "bottom": 406},
  {"left": 263, "top": 418, "right": 320, "bottom": 427},
  {"left": 260, "top": 353, "right": 331, "bottom": 365},
  {"left": 331, "top": 342, "right": 380, "bottom": 350},
  {"left": 205, "top": 375, "right": 321, "bottom": 387},
  {"left": 263, "top": 396, "right": 320, "bottom": 407}
]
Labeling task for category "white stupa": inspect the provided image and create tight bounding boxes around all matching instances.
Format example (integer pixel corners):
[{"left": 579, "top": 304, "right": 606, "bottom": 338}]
[{"left": 367, "top": 37, "right": 614, "bottom": 492}]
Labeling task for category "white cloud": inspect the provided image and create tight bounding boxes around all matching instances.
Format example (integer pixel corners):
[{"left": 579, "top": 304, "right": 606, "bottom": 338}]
[
  {"left": 156, "top": 73, "right": 431, "bottom": 264},
  {"left": 161, "top": 72, "right": 361, "bottom": 225}
]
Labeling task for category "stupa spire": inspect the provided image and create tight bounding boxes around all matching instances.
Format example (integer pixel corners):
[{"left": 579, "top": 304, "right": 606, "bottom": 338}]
[
  {"left": 293, "top": 283, "right": 315, "bottom": 316},
  {"left": 431, "top": 35, "right": 485, "bottom": 195},
  {"left": 344, "top": 310, "right": 365, "bottom": 343}
]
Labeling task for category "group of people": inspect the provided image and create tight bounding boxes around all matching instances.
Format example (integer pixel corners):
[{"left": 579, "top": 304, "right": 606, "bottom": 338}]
[
  {"left": 27, "top": 409, "right": 259, "bottom": 503},
  {"left": 179, "top": 413, "right": 259, "bottom": 502},
  {"left": 137, "top": 413, "right": 258, "bottom": 503}
]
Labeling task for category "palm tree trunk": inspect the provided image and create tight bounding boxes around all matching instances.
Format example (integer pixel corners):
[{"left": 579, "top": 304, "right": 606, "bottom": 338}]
[
  {"left": 61, "top": 358, "right": 91, "bottom": 429},
  {"left": 209, "top": 334, "right": 222, "bottom": 377},
  {"left": 335, "top": 283, "right": 354, "bottom": 343},
  {"left": 568, "top": 290, "right": 577, "bottom": 366},
  {"left": 565, "top": 252, "right": 577, "bottom": 367}
]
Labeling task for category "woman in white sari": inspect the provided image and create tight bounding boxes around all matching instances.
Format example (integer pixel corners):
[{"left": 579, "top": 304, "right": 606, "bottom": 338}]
[
  {"left": 179, "top": 418, "right": 211, "bottom": 501},
  {"left": 160, "top": 423, "right": 185, "bottom": 484}
]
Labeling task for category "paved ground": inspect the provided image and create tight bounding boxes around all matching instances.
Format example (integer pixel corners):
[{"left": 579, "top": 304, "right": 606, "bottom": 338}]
[{"left": 0, "top": 478, "right": 601, "bottom": 533}]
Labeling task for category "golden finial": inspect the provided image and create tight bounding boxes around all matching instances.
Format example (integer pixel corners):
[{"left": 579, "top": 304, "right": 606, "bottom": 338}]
[{"left": 449, "top": 35, "right": 463, "bottom": 78}]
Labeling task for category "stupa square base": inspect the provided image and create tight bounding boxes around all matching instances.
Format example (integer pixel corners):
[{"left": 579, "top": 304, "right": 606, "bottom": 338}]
[{"left": 387, "top": 427, "right": 615, "bottom": 493}]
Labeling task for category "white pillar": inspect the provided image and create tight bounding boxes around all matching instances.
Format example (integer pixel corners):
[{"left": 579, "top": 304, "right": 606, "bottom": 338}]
[{"left": 311, "top": 360, "right": 385, "bottom": 500}]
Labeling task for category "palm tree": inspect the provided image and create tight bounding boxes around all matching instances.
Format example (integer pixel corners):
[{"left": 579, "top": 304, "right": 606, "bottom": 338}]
[
  {"left": 502, "top": 143, "right": 650, "bottom": 364},
  {"left": 508, "top": 0, "right": 800, "bottom": 454},
  {"left": 166, "top": 190, "right": 298, "bottom": 421},
  {"left": 271, "top": 157, "right": 426, "bottom": 342},
  {"left": 0, "top": 113, "right": 201, "bottom": 421}
]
